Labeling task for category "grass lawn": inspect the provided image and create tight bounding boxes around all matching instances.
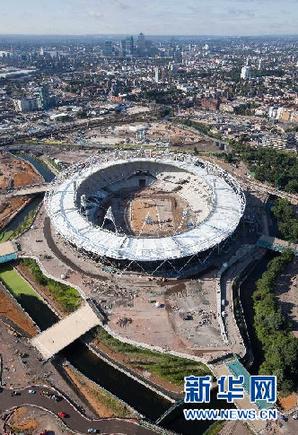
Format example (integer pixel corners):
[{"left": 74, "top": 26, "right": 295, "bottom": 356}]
[
  {"left": 0, "top": 230, "right": 14, "bottom": 243},
  {"left": 203, "top": 421, "right": 225, "bottom": 435},
  {"left": 0, "top": 266, "right": 41, "bottom": 300},
  {"left": 96, "top": 327, "right": 211, "bottom": 388},
  {"left": 20, "top": 258, "right": 81, "bottom": 313},
  {"left": 0, "top": 207, "right": 39, "bottom": 243}
]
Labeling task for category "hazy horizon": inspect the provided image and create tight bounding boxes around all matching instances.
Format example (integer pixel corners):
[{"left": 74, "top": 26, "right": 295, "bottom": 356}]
[{"left": 1, "top": 0, "right": 298, "bottom": 36}]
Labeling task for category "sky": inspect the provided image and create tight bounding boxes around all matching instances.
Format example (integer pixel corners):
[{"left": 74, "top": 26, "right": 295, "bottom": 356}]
[{"left": 0, "top": 0, "right": 297, "bottom": 36}]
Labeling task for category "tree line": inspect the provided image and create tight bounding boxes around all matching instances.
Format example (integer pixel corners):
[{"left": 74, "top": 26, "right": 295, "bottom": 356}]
[
  {"left": 271, "top": 198, "right": 298, "bottom": 244},
  {"left": 230, "top": 142, "right": 298, "bottom": 193},
  {"left": 253, "top": 250, "right": 298, "bottom": 394}
]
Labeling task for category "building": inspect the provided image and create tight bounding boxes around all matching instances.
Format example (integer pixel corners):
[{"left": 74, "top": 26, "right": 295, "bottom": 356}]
[
  {"left": 268, "top": 106, "right": 298, "bottom": 123},
  {"left": 37, "top": 85, "right": 50, "bottom": 109},
  {"left": 154, "top": 66, "right": 159, "bottom": 83},
  {"left": 137, "top": 32, "right": 146, "bottom": 56},
  {"left": 286, "top": 133, "right": 297, "bottom": 150},
  {"left": 45, "top": 151, "right": 246, "bottom": 277},
  {"left": 121, "top": 36, "right": 134, "bottom": 57},
  {"left": 200, "top": 97, "right": 221, "bottom": 111},
  {"left": 14, "top": 97, "right": 39, "bottom": 112},
  {"left": 103, "top": 40, "right": 113, "bottom": 57},
  {"left": 240, "top": 66, "right": 252, "bottom": 80}
]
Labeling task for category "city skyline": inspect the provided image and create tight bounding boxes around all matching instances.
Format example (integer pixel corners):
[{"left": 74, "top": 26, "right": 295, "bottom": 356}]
[{"left": 1, "top": 0, "right": 298, "bottom": 36}]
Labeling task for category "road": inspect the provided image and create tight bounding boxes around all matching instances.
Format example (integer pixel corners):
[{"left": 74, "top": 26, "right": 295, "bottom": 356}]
[{"left": 0, "top": 386, "right": 159, "bottom": 434}]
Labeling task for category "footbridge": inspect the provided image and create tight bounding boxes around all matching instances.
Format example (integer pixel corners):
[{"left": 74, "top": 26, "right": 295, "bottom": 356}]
[
  {"left": 4, "top": 183, "right": 51, "bottom": 197},
  {"left": 155, "top": 399, "right": 183, "bottom": 425},
  {"left": 257, "top": 235, "right": 298, "bottom": 256},
  {"left": 31, "top": 303, "right": 101, "bottom": 360}
]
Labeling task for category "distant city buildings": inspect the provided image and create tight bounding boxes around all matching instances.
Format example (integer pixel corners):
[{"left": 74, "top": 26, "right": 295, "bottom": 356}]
[
  {"left": 13, "top": 85, "right": 55, "bottom": 112},
  {"left": 269, "top": 106, "right": 298, "bottom": 123},
  {"left": 0, "top": 36, "right": 297, "bottom": 151}
]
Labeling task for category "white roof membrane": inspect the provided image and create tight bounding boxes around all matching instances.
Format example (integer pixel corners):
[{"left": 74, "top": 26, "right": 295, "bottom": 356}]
[{"left": 45, "top": 153, "right": 245, "bottom": 262}]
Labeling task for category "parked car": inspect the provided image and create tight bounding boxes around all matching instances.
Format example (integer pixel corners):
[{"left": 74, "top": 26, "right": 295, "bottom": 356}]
[
  {"left": 87, "top": 429, "right": 98, "bottom": 434},
  {"left": 51, "top": 394, "right": 62, "bottom": 402},
  {"left": 28, "top": 389, "right": 36, "bottom": 394}
]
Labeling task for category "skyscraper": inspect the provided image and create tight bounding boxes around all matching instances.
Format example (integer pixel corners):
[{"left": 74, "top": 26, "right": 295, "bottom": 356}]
[
  {"left": 121, "top": 36, "right": 134, "bottom": 57},
  {"left": 154, "top": 66, "right": 159, "bottom": 83},
  {"left": 103, "top": 40, "right": 113, "bottom": 57},
  {"left": 37, "top": 85, "right": 49, "bottom": 109},
  {"left": 240, "top": 65, "right": 252, "bottom": 80},
  {"left": 137, "top": 32, "right": 146, "bottom": 56}
]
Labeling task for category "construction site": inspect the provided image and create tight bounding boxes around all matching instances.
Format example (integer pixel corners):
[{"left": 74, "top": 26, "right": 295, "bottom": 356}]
[{"left": 0, "top": 152, "right": 42, "bottom": 231}]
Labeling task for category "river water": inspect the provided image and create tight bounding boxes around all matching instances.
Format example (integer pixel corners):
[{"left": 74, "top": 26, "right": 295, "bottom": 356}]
[{"left": 15, "top": 153, "right": 55, "bottom": 183}]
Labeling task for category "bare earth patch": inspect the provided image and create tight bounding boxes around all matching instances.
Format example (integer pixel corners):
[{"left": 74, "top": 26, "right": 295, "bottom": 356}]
[
  {"left": 64, "top": 365, "right": 137, "bottom": 418},
  {"left": 6, "top": 406, "right": 73, "bottom": 435},
  {"left": 0, "top": 283, "right": 37, "bottom": 336}
]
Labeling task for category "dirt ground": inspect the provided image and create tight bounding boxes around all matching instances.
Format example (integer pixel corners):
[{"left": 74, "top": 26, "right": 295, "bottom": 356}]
[
  {"left": 0, "top": 152, "right": 42, "bottom": 190},
  {"left": 128, "top": 191, "right": 192, "bottom": 237},
  {"left": 0, "top": 196, "right": 31, "bottom": 230},
  {"left": 0, "top": 283, "right": 37, "bottom": 336},
  {"left": 19, "top": 206, "right": 229, "bottom": 362},
  {"left": 278, "top": 393, "right": 298, "bottom": 411},
  {"left": 64, "top": 365, "right": 136, "bottom": 419},
  {"left": 0, "top": 152, "right": 43, "bottom": 229},
  {"left": 219, "top": 420, "right": 252, "bottom": 435},
  {"left": 6, "top": 406, "right": 73, "bottom": 435},
  {"left": 83, "top": 120, "right": 214, "bottom": 149}
]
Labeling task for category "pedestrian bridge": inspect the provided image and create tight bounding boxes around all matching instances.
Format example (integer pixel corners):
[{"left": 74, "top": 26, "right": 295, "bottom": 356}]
[
  {"left": 31, "top": 303, "right": 101, "bottom": 360},
  {"left": 257, "top": 235, "right": 298, "bottom": 256},
  {"left": 9, "top": 183, "right": 51, "bottom": 196}
]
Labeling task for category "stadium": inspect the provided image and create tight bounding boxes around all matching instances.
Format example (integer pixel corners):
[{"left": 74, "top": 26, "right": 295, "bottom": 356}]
[{"left": 45, "top": 150, "right": 246, "bottom": 276}]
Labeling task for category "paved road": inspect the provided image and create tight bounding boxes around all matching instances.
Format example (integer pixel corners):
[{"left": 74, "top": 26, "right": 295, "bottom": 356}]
[{"left": 0, "top": 386, "right": 158, "bottom": 434}]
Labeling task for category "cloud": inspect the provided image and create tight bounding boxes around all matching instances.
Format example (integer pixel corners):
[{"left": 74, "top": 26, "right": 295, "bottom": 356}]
[
  {"left": 227, "top": 8, "right": 256, "bottom": 18},
  {"left": 112, "top": 0, "right": 131, "bottom": 10},
  {"left": 88, "top": 10, "right": 104, "bottom": 19}
]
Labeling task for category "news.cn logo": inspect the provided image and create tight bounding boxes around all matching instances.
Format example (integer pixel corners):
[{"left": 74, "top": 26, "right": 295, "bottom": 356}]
[{"left": 183, "top": 375, "right": 278, "bottom": 421}]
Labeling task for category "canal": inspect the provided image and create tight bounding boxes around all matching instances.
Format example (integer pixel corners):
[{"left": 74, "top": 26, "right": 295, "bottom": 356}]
[
  {"left": 0, "top": 195, "right": 43, "bottom": 242},
  {"left": 238, "top": 251, "right": 277, "bottom": 374},
  {"left": 13, "top": 152, "right": 55, "bottom": 183}
]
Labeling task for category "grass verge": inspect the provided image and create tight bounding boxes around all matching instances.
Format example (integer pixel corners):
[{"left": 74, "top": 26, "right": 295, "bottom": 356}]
[
  {"left": 0, "top": 265, "right": 42, "bottom": 299},
  {"left": 203, "top": 421, "right": 225, "bottom": 435},
  {"left": 0, "top": 207, "right": 39, "bottom": 243},
  {"left": 95, "top": 326, "right": 211, "bottom": 389},
  {"left": 64, "top": 365, "right": 136, "bottom": 418},
  {"left": 20, "top": 258, "right": 81, "bottom": 313}
]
